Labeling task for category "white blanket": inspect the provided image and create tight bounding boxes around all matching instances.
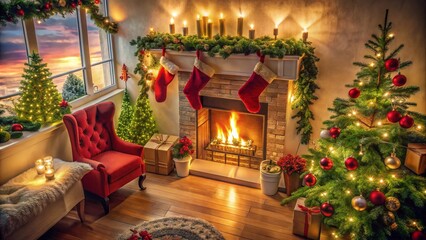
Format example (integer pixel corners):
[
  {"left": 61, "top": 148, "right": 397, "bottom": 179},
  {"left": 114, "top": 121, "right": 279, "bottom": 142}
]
[{"left": 0, "top": 159, "right": 92, "bottom": 238}]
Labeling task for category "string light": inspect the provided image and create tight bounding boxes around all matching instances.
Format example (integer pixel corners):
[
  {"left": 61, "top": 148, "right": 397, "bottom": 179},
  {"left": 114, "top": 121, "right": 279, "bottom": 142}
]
[
  {"left": 417, "top": 125, "right": 423, "bottom": 130},
  {"left": 369, "top": 62, "right": 375, "bottom": 67},
  {"left": 376, "top": 53, "right": 381, "bottom": 57},
  {"left": 346, "top": 190, "right": 351, "bottom": 194},
  {"left": 388, "top": 33, "right": 394, "bottom": 38},
  {"left": 359, "top": 81, "right": 364, "bottom": 86},
  {"left": 352, "top": 110, "right": 357, "bottom": 115},
  {"left": 356, "top": 122, "right": 361, "bottom": 127},
  {"left": 391, "top": 174, "right": 396, "bottom": 178},
  {"left": 384, "top": 92, "right": 390, "bottom": 97},
  {"left": 382, "top": 133, "right": 388, "bottom": 138},
  {"left": 349, "top": 217, "right": 354, "bottom": 222},
  {"left": 379, "top": 179, "right": 384, "bottom": 183},
  {"left": 377, "top": 121, "right": 382, "bottom": 126},
  {"left": 369, "top": 177, "right": 374, "bottom": 181}
]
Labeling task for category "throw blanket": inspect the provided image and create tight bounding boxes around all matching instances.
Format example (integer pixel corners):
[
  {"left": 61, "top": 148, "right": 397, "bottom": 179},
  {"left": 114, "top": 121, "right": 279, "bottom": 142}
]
[{"left": 0, "top": 159, "right": 92, "bottom": 238}]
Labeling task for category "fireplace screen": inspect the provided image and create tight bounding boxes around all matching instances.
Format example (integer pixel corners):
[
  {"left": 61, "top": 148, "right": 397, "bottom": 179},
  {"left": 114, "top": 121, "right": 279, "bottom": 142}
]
[{"left": 197, "top": 97, "right": 267, "bottom": 169}]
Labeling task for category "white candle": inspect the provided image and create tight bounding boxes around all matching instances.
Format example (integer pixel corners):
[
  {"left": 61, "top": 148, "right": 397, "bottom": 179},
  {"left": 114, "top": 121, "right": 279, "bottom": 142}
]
[
  {"left": 45, "top": 166, "right": 55, "bottom": 180},
  {"left": 35, "top": 159, "right": 45, "bottom": 175}
]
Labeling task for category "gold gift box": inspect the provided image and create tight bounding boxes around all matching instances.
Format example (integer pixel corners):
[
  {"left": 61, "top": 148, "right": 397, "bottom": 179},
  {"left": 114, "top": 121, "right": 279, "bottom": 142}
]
[
  {"left": 293, "top": 198, "right": 322, "bottom": 240},
  {"left": 405, "top": 143, "right": 426, "bottom": 175},
  {"left": 144, "top": 134, "right": 179, "bottom": 175}
]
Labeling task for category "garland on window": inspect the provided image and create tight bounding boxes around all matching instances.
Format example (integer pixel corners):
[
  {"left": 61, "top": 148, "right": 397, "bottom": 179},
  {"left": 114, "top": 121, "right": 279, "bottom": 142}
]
[
  {"left": 0, "top": 0, "right": 117, "bottom": 33},
  {"left": 130, "top": 32, "right": 319, "bottom": 144}
]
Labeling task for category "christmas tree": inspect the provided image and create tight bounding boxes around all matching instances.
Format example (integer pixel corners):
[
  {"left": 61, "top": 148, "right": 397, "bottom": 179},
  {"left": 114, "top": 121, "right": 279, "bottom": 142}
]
[
  {"left": 62, "top": 73, "right": 86, "bottom": 102},
  {"left": 15, "top": 52, "right": 63, "bottom": 123},
  {"left": 282, "top": 10, "right": 426, "bottom": 240},
  {"left": 117, "top": 64, "right": 134, "bottom": 141},
  {"left": 128, "top": 51, "right": 158, "bottom": 145}
]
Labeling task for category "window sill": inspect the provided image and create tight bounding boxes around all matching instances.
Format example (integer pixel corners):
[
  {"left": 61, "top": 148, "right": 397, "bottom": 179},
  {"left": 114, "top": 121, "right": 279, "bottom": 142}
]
[{"left": 0, "top": 88, "right": 124, "bottom": 158}]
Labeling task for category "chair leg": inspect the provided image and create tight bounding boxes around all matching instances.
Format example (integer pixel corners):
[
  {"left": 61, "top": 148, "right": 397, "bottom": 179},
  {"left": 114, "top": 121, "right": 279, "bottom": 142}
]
[
  {"left": 138, "top": 174, "right": 147, "bottom": 190},
  {"left": 101, "top": 197, "right": 110, "bottom": 215},
  {"left": 76, "top": 199, "right": 85, "bottom": 222}
]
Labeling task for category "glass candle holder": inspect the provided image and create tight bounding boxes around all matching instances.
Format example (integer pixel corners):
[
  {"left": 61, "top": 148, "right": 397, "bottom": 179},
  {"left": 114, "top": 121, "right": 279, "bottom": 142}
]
[
  {"left": 43, "top": 156, "right": 53, "bottom": 168},
  {"left": 35, "top": 159, "right": 45, "bottom": 175},
  {"left": 45, "top": 165, "right": 55, "bottom": 180}
]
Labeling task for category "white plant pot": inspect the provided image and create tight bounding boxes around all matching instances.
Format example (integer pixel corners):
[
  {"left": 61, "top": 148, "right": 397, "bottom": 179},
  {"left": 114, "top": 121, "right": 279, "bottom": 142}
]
[
  {"left": 260, "top": 160, "right": 282, "bottom": 195},
  {"left": 173, "top": 155, "right": 192, "bottom": 177}
]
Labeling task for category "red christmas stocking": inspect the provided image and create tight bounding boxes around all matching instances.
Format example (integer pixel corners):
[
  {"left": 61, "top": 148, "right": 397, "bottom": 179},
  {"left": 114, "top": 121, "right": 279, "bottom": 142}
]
[
  {"left": 154, "top": 49, "right": 179, "bottom": 102},
  {"left": 238, "top": 55, "right": 277, "bottom": 113},
  {"left": 184, "top": 50, "right": 215, "bottom": 110}
]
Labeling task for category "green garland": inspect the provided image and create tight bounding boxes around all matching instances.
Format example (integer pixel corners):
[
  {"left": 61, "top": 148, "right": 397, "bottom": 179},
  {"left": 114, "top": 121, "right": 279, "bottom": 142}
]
[
  {"left": 130, "top": 32, "right": 319, "bottom": 144},
  {"left": 0, "top": 0, "right": 117, "bottom": 33}
]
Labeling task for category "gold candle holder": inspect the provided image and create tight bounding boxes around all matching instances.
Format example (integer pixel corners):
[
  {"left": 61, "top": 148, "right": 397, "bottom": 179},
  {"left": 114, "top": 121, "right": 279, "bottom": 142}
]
[
  {"left": 219, "top": 13, "right": 225, "bottom": 36},
  {"left": 237, "top": 14, "right": 243, "bottom": 36},
  {"left": 35, "top": 159, "right": 45, "bottom": 175},
  {"left": 196, "top": 15, "right": 202, "bottom": 38},
  {"left": 207, "top": 19, "right": 212, "bottom": 38},
  {"left": 249, "top": 24, "right": 255, "bottom": 39},
  {"left": 169, "top": 17, "right": 175, "bottom": 34},
  {"left": 45, "top": 165, "right": 55, "bottom": 181},
  {"left": 182, "top": 20, "right": 188, "bottom": 36}
]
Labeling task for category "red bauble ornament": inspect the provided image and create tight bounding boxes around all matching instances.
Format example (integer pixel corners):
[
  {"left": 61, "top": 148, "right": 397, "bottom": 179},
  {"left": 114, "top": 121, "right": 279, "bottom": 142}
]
[
  {"left": 411, "top": 231, "right": 426, "bottom": 240},
  {"left": 16, "top": 9, "right": 25, "bottom": 16},
  {"left": 320, "top": 202, "right": 334, "bottom": 217},
  {"left": 304, "top": 173, "right": 317, "bottom": 187},
  {"left": 11, "top": 123, "right": 24, "bottom": 131},
  {"left": 399, "top": 115, "right": 414, "bottom": 128},
  {"left": 348, "top": 88, "right": 361, "bottom": 98},
  {"left": 387, "top": 110, "right": 402, "bottom": 123},
  {"left": 94, "top": 0, "right": 101, "bottom": 3},
  {"left": 329, "top": 127, "right": 341, "bottom": 139},
  {"left": 44, "top": 2, "right": 52, "bottom": 11},
  {"left": 345, "top": 157, "right": 359, "bottom": 171},
  {"left": 369, "top": 189, "right": 386, "bottom": 205},
  {"left": 320, "top": 157, "right": 333, "bottom": 170},
  {"left": 392, "top": 73, "right": 407, "bottom": 87},
  {"left": 385, "top": 58, "right": 399, "bottom": 72},
  {"left": 70, "top": 2, "right": 77, "bottom": 8}
]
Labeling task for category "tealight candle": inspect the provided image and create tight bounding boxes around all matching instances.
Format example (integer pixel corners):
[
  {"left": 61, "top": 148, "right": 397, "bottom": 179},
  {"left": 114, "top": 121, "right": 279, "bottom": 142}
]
[
  {"left": 169, "top": 17, "right": 175, "bottom": 34},
  {"left": 219, "top": 13, "right": 225, "bottom": 36},
  {"left": 237, "top": 13, "right": 243, "bottom": 36},
  {"left": 249, "top": 24, "right": 255, "bottom": 39},
  {"left": 302, "top": 27, "right": 308, "bottom": 42},
  {"left": 43, "top": 156, "right": 53, "bottom": 168},
  {"left": 183, "top": 20, "right": 188, "bottom": 36},
  {"left": 196, "top": 15, "right": 202, "bottom": 38},
  {"left": 45, "top": 166, "right": 55, "bottom": 181},
  {"left": 273, "top": 24, "right": 278, "bottom": 39},
  {"left": 207, "top": 19, "right": 212, "bottom": 38},
  {"left": 35, "top": 159, "right": 45, "bottom": 175}
]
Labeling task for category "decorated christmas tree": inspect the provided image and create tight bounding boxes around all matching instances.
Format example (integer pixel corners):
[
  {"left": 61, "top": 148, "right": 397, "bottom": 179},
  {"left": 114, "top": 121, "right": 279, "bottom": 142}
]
[
  {"left": 14, "top": 52, "right": 63, "bottom": 124},
  {"left": 128, "top": 51, "right": 158, "bottom": 145},
  {"left": 62, "top": 73, "right": 85, "bottom": 102},
  {"left": 282, "top": 10, "right": 426, "bottom": 240},
  {"left": 117, "top": 64, "right": 134, "bottom": 141}
]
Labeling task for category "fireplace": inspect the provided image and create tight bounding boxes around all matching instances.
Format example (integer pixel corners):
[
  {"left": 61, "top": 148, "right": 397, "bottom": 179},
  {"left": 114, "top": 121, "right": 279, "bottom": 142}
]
[{"left": 196, "top": 97, "right": 267, "bottom": 169}]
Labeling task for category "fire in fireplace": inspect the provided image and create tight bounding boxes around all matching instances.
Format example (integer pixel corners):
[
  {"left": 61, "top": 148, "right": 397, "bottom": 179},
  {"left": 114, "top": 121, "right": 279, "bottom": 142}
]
[{"left": 197, "top": 97, "right": 267, "bottom": 169}]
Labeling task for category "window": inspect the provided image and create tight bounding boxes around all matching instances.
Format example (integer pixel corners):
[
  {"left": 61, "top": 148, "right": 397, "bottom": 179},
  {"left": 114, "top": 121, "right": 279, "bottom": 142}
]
[{"left": 0, "top": 1, "right": 115, "bottom": 106}]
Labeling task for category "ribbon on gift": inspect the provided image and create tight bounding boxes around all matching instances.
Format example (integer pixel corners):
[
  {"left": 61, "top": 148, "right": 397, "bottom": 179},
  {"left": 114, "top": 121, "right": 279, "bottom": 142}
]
[
  {"left": 297, "top": 204, "right": 321, "bottom": 237},
  {"left": 152, "top": 134, "right": 171, "bottom": 173}
]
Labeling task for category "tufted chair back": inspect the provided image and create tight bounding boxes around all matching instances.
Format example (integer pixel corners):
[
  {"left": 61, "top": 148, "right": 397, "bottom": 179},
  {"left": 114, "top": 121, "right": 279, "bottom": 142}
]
[{"left": 64, "top": 102, "right": 115, "bottom": 160}]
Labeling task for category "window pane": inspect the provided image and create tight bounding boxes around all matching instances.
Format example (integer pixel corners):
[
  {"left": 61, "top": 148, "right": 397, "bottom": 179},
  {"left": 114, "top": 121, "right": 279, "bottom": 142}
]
[
  {"left": 58, "top": 70, "right": 86, "bottom": 101},
  {"left": 34, "top": 14, "right": 82, "bottom": 78},
  {"left": 87, "top": 11, "right": 110, "bottom": 63},
  {"left": 92, "top": 62, "right": 113, "bottom": 92},
  {"left": 0, "top": 22, "right": 27, "bottom": 97}
]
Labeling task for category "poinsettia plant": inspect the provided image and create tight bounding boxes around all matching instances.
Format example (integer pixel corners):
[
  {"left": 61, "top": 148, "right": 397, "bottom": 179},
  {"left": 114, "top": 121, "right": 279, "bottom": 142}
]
[
  {"left": 277, "top": 154, "right": 307, "bottom": 175},
  {"left": 127, "top": 229, "right": 152, "bottom": 240},
  {"left": 172, "top": 136, "right": 194, "bottom": 160}
]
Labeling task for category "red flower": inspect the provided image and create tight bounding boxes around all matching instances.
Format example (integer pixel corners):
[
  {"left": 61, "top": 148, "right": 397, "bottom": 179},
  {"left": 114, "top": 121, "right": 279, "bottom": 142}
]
[
  {"left": 139, "top": 230, "right": 152, "bottom": 240},
  {"left": 183, "top": 146, "right": 189, "bottom": 151},
  {"left": 277, "top": 154, "right": 307, "bottom": 175},
  {"left": 190, "top": 150, "right": 195, "bottom": 154},
  {"left": 59, "top": 99, "right": 68, "bottom": 108}
]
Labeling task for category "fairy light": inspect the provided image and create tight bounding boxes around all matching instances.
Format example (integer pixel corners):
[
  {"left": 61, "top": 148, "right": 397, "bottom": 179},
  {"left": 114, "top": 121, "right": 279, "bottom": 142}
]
[
  {"left": 382, "top": 133, "right": 389, "bottom": 138},
  {"left": 391, "top": 174, "right": 396, "bottom": 178},
  {"left": 369, "top": 101, "right": 374, "bottom": 105},
  {"left": 346, "top": 190, "right": 351, "bottom": 194},
  {"left": 348, "top": 113, "right": 352, "bottom": 117},
  {"left": 377, "top": 121, "right": 382, "bottom": 126},
  {"left": 359, "top": 81, "right": 364, "bottom": 86},
  {"left": 370, "top": 62, "right": 375, "bottom": 67},
  {"left": 349, "top": 217, "right": 354, "bottom": 222},
  {"left": 352, "top": 110, "right": 357, "bottom": 115},
  {"left": 379, "top": 179, "right": 384, "bottom": 183},
  {"left": 417, "top": 125, "right": 422, "bottom": 130},
  {"left": 369, "top": 177, "right": 374, "bottom": 181},
  {"left": 388, "top": 33, "right": 394, "bottom": 38},
  {"left": 376, "top": 53, "right": 381, "bottom": 57},
  {"left": 384, "top": 92, "right": 390, "bottom": 97},
  {"left": 356, "top": 122, "right": 361, "bottom": 127}
]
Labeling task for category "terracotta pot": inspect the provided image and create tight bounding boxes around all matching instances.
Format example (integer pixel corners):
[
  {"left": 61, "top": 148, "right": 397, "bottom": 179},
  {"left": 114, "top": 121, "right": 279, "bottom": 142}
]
[{"left": 283, "top": 172, "right": 303, "bottom": 196}]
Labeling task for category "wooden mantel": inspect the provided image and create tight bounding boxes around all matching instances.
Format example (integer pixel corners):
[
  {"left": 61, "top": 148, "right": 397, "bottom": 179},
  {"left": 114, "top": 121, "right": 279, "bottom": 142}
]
[{"left": 150, "top": 49, "right": 301, "bottom": 81}]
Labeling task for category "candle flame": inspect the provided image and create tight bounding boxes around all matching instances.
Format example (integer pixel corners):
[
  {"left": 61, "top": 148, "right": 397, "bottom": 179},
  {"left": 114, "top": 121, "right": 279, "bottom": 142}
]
[
  {"left": 183, "top": 20, "right": 187, "bottom": 26},
  {"left": 149, "top": 27, "right": 154, "bottom": 32},
  {"left": 208, "top": 19, "right": 212, "bottom": 23},
  {"left": 303, "top": 27, "right": 308, "bottom": 33},
  {"left": 170, "top": 17, "right": 174, "bottom": 24},
  {"left": 172, "top": 12, "right": 177, "bottom": 17},
  {"left": 239, "top": 12, "right": 244, "bottom": 18},
  {"left": 220, "top": 13, "right": 224, "bottom": 19},
  {"left": 197, "top": 14, "right": 200, "bottom": 20},
  {"left": 275, "top": 24, "right": 278, "bottom": 28},
  {"left": 250, "top": 24, "right": 254, "bottom": 29}
]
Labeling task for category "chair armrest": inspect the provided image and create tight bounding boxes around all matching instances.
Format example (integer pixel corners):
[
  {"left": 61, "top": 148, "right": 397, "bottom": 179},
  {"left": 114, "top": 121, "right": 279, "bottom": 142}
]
[
  {"left": 112, "top": 137, "right": 144, "bottom": 157},
  {"left": 78, "top": 158, "right": 105, "bottom": 171}
]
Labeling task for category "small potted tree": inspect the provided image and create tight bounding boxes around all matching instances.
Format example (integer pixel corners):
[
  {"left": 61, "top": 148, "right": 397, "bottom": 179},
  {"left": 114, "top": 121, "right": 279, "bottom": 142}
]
[
  {"left": 277, "top": 154, "right": 306, "bottom": 196},
  {"left": 260, "top": 160, "right": 282, "bottom": 195},
  {"left": 172, "top": 136, "right": 194, "bottom": 177}
]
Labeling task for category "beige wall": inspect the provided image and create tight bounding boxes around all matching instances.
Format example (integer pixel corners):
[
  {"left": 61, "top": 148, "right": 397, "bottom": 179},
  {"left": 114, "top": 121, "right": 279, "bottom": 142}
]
[
  {"left": 110, "top": 0, "right": 426, "bottom": 154},
  {"left": 0, "top": 91, "right": 123, "bottom": 184}
]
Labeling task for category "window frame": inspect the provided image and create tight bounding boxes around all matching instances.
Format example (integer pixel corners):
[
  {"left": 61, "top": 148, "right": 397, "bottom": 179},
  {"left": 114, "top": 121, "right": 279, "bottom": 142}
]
[{"left": 0, "top": 2, "right": 116, "bottom": 108}]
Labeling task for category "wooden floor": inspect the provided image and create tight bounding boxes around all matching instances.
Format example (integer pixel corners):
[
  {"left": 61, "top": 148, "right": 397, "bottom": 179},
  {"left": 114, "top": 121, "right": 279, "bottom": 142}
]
[{"left": 40, "top": 173, "right": 306, "bottom": 240}]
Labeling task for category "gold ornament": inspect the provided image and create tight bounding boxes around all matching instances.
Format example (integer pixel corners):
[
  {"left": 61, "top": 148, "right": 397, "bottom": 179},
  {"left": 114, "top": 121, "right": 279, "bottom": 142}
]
[
  {"left": 351, "top": 195, "right": 367, "bottom": 211},
  {"left": 385, "top": 197, "right": 401, "bottom": 211},
  {"left": 59, "top": 0, "right": 66, "bottom": 7},
  {"left": 383, "top": 211, "right": 398, "bottom": 230},
  {"left": 384, "top": 152, "right": 401, "bottom": 169}
]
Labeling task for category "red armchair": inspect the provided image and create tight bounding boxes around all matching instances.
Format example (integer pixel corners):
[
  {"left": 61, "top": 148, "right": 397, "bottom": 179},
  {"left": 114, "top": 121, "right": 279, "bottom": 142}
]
[{"left": 63, "top": 101, "right": 146, "bottom": 214}]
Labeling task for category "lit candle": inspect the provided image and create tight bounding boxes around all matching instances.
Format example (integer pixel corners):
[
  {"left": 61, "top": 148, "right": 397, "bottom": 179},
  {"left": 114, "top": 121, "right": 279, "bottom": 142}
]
[
  {"left": 219, "top": 13, "right": 225, "bottom": 36},
  {"left": 43, "top": 156, "right": 53, "bottom": 168},
  {"left": 202, "top": 14, "right": 208, "bottom": 37},
  {"left": 196, "top": 14, "right": 202, "bottom": 38},
  {"left": 207, "top": 19, "right": 212, "bottom": 38},
  {"left": 169, "top": 17, "right": 175, "bottom": 34},
  {"left": 35, "top": 159, "right": 45, "bottom": 175},
  {"left": 302, "top": 27, "right": 308, "bottom": 42},
  {"left": 183, "top": 20, "right": 188, "bottom": 36},
  {"left": 249, "top": 24, "right": 255, "bottom": 39},
  {"left": 149, "top": 27, "right": 154, "bottom": 34},
  {"left": 273, "top": 24, "right": 278, "bottom": 40},
  {"left": 45, "top": 166, "right": 55, "bottom": 181},
  {"left": 237, "top": 13, "right": 243, "bottom": 37}
]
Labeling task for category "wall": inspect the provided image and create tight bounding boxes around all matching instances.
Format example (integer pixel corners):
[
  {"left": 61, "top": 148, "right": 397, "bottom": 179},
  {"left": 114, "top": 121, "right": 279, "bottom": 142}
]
[
  {"left": 0, "top": 91, "right": 123, "bottom": 184},
  {"left": 110, "top": 0, "right": 426, "bottom": 155}
]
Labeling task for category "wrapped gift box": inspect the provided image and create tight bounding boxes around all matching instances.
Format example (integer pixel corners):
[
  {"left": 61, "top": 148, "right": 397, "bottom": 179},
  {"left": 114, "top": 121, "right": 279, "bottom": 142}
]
[
  {"left": 405, "top": 143, "right": 426, "bottom": 175},
  {"left": 144, "top": 134, "right": 179, "bottom": 175},
  {"left": 293, "top": 198, "right": 322, "bottom": 240}
]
